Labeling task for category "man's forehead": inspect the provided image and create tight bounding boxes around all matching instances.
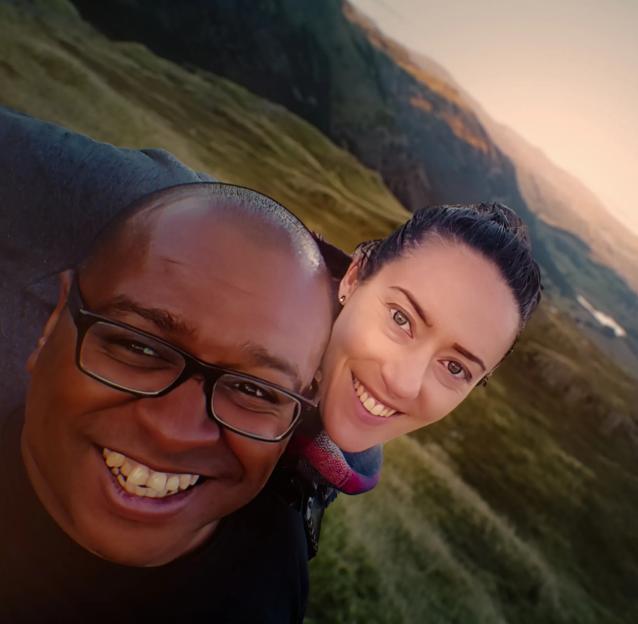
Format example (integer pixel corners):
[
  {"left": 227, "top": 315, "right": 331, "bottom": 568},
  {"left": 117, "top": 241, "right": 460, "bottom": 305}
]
[
  {"left": 89, "top": 196, "right": 316, "bottom": 298},
  {"left": 88, "top": 260, "right": 329, "bottom": 391},
  {"left": 86, "top": 192, "right": 295, "bottom": 276},
  {"left": 80, "top": 189, "right": 333, "bottom": 386}
]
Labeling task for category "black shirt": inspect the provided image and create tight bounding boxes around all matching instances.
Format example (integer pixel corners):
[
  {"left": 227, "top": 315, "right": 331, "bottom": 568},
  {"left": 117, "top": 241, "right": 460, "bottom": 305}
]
[{"left": 0, "top": 411, "right": 309, "bottom": 623}]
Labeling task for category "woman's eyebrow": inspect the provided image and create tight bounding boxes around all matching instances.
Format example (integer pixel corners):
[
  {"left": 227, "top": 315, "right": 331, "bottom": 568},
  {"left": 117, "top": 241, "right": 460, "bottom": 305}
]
[
  {"left": 390, "top": 286, "right": 433, "bottom": 327},
  {"left": 453, "top": 344, "right": 486, "bottom": 372}
]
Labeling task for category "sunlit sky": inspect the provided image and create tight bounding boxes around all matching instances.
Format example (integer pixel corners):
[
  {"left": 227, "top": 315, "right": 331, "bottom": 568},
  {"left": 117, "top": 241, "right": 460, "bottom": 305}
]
[{"left": 351, "top": 0, "right": 638, "bottom": 236}]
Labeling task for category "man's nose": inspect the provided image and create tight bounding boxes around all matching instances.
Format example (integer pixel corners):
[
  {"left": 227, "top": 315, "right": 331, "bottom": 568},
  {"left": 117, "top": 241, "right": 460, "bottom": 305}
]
[
  {"left": 134, "top": 377, "right": 222, "bottom": 452},
  {"left": 380, "top": 349, "right": 429, "bottom": 402}
]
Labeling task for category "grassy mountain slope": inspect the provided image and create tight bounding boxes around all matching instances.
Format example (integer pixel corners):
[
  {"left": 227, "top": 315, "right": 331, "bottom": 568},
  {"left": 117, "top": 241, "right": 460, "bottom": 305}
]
[
  {"left": 67, "top": 0, "right": 638, "bottom": 374},
  {"left": 309, "top": 303, "right": 637, "bottom": 624},
  {"left": 1, "top": 3, "right": 636, "bottom": 623},
  {"left": 0, "top": 1, "right": 409, "bottom": 251}
]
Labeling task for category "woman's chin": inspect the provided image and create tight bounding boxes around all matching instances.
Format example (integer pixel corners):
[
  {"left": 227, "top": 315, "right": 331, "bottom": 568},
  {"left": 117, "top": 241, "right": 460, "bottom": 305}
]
[{"left": 324, "top": 418, "right": 376, "bottom": 453}]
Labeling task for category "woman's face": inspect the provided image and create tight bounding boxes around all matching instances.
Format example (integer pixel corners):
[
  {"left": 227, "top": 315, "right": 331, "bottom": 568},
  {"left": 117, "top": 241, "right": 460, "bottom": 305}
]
[{"left": 320, "top": 239, "right": 520, "bottom": 452}]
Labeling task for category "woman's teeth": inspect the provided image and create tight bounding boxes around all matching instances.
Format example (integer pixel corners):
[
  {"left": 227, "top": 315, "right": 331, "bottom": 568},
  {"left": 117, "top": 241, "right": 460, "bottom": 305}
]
[
  {"left": 353, "top": 377, "right": 397, "bottom": 418},
  {"left": 102, "top": 448, "right": 200, "bottom": 499}
]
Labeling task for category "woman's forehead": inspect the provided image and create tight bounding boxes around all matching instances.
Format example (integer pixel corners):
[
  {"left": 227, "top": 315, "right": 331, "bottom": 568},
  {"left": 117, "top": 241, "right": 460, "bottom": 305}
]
[{"left": 370, "top": 241, "right": 520, "bottom": 364}]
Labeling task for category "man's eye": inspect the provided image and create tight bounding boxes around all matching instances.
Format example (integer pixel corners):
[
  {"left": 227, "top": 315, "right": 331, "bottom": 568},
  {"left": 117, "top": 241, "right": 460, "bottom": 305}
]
[
  {"left": 108, "top": 338, "right": 162, "bottom": 360},
  {"left": 234, "top": 382, "right": 278, "bottom": 403},
  {"left": 390, "top": 307, "right": 411, "bottom": 335},
  {"left": 97, "top": 334, "right": 175, "bottom": 371},
  {"left": 125, "top": 341, "right": 160, "bottom": 358}
]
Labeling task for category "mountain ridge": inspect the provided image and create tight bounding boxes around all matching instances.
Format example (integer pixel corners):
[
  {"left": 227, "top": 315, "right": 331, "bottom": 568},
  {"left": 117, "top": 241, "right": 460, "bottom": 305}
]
[
  {"left": 344, "top": 1, "right": 638, "bottom": 313},
  {"left": 347, "top": 1, "right": 638, "bottom": 284},
  {"left": 67, "top": 0, "right": 638, "bottom": 372}
]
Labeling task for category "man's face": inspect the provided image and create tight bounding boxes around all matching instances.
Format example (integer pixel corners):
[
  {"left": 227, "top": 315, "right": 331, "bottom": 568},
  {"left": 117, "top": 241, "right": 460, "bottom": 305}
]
[{"left": 23, "top": 197, "right": 333, "bottom": 566}]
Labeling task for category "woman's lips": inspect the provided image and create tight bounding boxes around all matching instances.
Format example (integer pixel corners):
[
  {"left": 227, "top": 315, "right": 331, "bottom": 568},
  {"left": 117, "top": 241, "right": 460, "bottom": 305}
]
[{"left": 350, "top": 375, "right": 402, "bottom": 425}]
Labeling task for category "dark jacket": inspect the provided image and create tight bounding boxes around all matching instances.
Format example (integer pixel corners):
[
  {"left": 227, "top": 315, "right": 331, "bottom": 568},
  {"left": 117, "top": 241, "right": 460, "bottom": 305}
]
[{"left": 0, "top": 106, "right": 212, "bottom": 411}]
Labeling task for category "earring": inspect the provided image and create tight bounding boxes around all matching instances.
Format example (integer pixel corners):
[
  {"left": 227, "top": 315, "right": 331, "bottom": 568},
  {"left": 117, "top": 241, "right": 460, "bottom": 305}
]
[{"left": 339, "top": 295, "right": 346, "bottom": 305}]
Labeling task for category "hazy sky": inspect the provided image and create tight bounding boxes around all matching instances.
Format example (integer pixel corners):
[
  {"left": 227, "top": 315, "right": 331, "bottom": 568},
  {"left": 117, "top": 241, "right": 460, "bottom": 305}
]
[{"left": 351, "top": 0, "right": 638, "bottom": 236}]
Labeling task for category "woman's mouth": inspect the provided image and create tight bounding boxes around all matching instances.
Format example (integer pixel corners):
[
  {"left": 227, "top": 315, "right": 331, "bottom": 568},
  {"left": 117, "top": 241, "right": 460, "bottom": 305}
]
[
  {"left": 352, "top": 376, "right": 399, "bottom": 418},
  {"left": 102, "top": 448, "right": 202, "bottom": 499}
]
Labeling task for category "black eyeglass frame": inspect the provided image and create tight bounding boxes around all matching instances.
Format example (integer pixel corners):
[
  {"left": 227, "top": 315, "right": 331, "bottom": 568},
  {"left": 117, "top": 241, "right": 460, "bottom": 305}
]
[{"left": 66, "top": 275, "right": 319, "bottom": 443}]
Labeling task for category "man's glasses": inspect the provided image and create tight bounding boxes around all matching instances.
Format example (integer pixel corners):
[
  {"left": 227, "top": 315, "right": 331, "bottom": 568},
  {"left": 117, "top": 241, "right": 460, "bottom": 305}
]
[{"left": 67, "top": 276, "right": 318, "bottom": 442}]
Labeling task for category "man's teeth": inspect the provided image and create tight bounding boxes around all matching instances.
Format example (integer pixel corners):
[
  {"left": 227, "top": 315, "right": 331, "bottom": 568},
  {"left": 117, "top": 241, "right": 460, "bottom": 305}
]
[
  {"left": 102, "top": 448, "right": 200, "bottom": 499},
  {"left": 353, "top": 378, "right": 397, "bottom": 418}
]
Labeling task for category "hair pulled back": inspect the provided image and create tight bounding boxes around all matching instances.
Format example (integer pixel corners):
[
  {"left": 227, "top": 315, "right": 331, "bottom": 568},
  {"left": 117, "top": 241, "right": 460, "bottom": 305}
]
[{"left": 354, "top": 203, "right": 542, "bottom": 332}]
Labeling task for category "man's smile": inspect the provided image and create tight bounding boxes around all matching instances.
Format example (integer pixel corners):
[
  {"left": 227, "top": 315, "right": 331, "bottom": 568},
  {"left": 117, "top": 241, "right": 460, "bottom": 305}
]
[
  {"left": 96, "top": 445, "right": 216, "bottom": 524},
  {"left": 102, "top": 448, "right": 202, "bottom": 499}
]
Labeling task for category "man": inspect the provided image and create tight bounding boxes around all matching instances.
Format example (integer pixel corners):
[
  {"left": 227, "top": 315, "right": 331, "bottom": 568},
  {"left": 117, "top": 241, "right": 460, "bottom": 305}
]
[{"left": 1, "top": 112, "right": 336, "bottom": 622}]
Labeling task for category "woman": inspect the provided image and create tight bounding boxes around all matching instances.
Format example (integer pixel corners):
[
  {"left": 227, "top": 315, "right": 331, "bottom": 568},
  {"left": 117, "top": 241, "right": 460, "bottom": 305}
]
[{"left": 291, "top": 202, "right": 542, "bottom": 499}]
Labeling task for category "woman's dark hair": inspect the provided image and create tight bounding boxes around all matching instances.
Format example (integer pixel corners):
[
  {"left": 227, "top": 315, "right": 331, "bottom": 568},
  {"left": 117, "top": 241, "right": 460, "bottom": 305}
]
[{"left": 354, "top": 203, "right": 542, "bottom": 333}]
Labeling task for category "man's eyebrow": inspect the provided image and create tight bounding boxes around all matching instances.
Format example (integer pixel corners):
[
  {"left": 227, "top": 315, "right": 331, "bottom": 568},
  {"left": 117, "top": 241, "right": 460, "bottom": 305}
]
[
  {"left": 390, "top": 286, "right": 433, "bottom": 327},
  {"left": 453, "top": 343, "right": 486, "bottom": 372},
  {"left": 238, "top": 342, "right": 302, "bottom": 391},
  {"left": 99, "top": 296, "right": 197, "bottom": 337}
]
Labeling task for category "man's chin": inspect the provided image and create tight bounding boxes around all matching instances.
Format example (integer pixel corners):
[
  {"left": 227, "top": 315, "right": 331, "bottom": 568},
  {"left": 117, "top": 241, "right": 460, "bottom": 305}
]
[{"left": 71, "top": 515, "right": 220, "bottom": 567}]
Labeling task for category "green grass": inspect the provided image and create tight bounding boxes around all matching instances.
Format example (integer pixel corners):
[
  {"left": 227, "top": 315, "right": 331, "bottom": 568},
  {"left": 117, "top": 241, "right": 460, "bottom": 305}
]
[
  {"left": 2, "top": 3, "right": 637, "bottom": 622},
  {"left": 309, "top": 307, "right": 636, "bottom": 623},
  {"left": 0, "top": 1, "right": 409, "bottom": 251}
]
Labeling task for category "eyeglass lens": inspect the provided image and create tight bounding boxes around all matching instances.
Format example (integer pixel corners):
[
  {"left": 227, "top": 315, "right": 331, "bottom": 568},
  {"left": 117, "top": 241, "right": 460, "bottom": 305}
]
[{"left": 79, "top": 321, "right": 299, "bottom": 439}]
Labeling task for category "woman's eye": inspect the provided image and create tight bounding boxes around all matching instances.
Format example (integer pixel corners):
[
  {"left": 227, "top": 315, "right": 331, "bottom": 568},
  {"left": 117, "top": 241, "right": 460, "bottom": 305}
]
[
  {"left": 443, "top": 360, "right": 470, "bottom": 381},
  {"left": 390, "top": 307, "right": 412, "bottom": 335}
]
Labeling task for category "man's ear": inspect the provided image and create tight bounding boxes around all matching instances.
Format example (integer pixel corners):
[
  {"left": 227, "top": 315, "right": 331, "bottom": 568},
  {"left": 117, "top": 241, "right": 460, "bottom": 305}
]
[
  {"left": 338, "top": 260, "right": 361, "bottom": 304},
  {"left": 26, "top": 271, "right": 73, "bottom": 373}
]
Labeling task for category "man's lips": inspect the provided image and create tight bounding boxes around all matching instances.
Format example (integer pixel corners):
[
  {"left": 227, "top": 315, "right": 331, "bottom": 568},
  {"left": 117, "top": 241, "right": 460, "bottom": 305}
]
[{"left": 102, "top": 448, "right": 203, "bottom": 499}]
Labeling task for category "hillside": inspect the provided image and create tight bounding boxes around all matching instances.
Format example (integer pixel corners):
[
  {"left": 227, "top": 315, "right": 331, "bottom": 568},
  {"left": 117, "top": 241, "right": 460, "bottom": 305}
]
[
  {"left": 487, "top": 121, "right": 638, "bottom": 293},
  {"left": 0, "top": 1, "right": 409, "bottom": 251},
  {"left": 68, "top": 0, "right": 638, "bottom": 375},
  {"left": 309, "top": 302, "right": 638, "bottom": 623},
  {"left": 1, "top": 2, "right": 637, "bottom": 623}
]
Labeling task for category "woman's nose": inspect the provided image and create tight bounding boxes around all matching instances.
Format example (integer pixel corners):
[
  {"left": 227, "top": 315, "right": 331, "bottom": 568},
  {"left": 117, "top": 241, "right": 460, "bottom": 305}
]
[{"left": 379, "top": 350, "right": 428, "bottom": 401}]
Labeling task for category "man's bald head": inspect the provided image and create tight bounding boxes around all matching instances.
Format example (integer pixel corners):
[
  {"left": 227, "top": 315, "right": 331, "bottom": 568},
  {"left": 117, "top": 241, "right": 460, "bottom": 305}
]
[{"left": 79, "top": 182, "right": 327, "bottom": 282}]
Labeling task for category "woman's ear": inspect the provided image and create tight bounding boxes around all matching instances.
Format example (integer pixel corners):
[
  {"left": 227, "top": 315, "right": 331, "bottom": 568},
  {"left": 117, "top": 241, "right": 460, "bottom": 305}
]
[
  {"left": 26, "top": 271, "right": 73, "bottom": 373},
  {"left": 338, "top": 260, "right": 361, "bottom": 304}
]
